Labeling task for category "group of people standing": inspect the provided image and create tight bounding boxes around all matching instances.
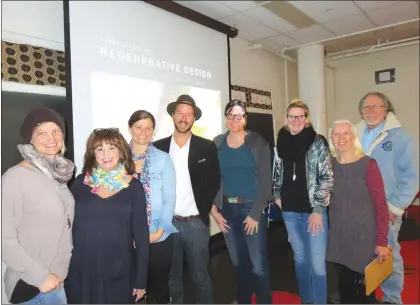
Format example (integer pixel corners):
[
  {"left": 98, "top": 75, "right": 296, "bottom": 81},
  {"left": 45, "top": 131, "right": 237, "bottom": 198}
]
[
  {"left": 271, "top": 93, "right": 417, "bottom": 304},
  {"left": 2, "top": 91, "right": 418, "bottom": 305}
]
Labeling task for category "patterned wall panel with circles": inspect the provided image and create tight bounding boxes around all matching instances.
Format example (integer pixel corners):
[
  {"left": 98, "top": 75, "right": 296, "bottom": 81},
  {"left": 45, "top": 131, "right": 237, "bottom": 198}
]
[
  {"left": 1, "top": 41, "right": 66, "bottom": 87},
  {"left": 1, "top": 40, "right": 273, "bottom": 108},
  {"left": 231, "top": 85, "right": 272, "bottom": 110}
]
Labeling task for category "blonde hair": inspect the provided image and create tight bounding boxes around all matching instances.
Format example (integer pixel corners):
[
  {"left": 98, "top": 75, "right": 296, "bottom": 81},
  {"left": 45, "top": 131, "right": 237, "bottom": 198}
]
[
  {"left": 61, "top": 142, "right": 66, "bottom": 155},
  {"left": 328, "top": 119, "right": 364, "bottom": 157},
  {"left": 284, "top": 99, "right": 312, "bottom": 128}
]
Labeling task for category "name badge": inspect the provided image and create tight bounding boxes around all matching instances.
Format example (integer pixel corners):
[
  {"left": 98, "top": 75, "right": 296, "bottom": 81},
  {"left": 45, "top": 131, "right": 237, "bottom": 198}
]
[{"left": 228, "top": 197, "right": 238, "bottom": 204}]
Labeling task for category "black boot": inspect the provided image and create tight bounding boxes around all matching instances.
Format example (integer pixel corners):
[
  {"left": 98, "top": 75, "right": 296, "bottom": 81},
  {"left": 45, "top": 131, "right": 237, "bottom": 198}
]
[{"left": 355, "top": 273, "right": 378, "bottom": 304}]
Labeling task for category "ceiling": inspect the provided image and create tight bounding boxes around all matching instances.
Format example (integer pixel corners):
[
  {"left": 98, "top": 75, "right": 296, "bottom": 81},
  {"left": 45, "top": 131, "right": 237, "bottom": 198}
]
[{"left": 175, "top": 1, "right": 420, "bottom": 57}]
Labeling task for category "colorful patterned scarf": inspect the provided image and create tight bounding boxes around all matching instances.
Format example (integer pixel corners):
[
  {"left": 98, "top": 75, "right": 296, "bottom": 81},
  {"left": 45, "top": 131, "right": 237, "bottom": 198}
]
[
  {"left": 84, "top": 162, "right": 129, "bottom": 194},
  {"left": 131, "top": 142, "right": 152, "bottom": 227}
]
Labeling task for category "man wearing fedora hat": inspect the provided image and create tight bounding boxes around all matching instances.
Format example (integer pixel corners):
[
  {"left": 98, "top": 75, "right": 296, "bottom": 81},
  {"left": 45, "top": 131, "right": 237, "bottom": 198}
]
[{"left": 154, "top": 94, "right": 221, "bottom": 304}]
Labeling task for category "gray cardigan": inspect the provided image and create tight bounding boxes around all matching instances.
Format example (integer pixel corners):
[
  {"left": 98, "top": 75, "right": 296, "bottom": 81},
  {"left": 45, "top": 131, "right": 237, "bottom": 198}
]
[
  {"left": 1, "top": 165, "right": 74, "bottom": 300},
  {"left": 213, "top": 131, "right": 272, "bottom": 221}
]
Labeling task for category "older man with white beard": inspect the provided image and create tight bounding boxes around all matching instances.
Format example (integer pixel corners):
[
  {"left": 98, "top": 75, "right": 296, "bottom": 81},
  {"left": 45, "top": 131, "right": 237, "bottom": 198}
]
[{"left": 355, "top": 92, "right": 418, "bottom": 304}]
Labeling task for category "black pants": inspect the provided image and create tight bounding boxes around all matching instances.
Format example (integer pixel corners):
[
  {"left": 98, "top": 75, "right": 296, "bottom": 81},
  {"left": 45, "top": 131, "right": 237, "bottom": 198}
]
[
  {"left": 327, "top": 261, "right": 341, "bottom": 304},
  {"left": 146, "top": 234, "right": 174, "bottom": 304},
  {"left": 337, "top": 263, "right": 377, "bottom": 304}
]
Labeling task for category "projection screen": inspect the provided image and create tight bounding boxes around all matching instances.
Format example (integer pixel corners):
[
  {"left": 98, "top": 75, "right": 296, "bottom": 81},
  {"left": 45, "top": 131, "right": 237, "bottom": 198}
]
[{"left": 66, "top": 1, "right": 230, "bottom": 175}]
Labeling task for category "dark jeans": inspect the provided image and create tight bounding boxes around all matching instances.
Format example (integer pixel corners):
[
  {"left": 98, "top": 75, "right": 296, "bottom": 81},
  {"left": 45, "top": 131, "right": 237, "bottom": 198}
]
[
  {"left": 169, "top": 217, "right": 212, "bottom": 304},
  {"left": 220, "top": 201, "right": 272, "bottom": 304},
  {"left": 337, "top": 264, "right": 377, "bottom": 304},
  {"left": 147, "top": 234, "right": 174, "bottom": 304}
]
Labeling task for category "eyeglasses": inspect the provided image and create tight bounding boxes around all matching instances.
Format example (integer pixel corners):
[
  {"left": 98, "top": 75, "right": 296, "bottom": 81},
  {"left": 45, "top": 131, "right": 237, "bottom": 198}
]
[
  {"left": 287, "top": 115, "right": 306, "bottom": 122},
  {"left": 361, "top": 105, "right": 385, "bottom": 112},
  {"left": 226, "top": 113, "right": 246, "bottom": 120}
]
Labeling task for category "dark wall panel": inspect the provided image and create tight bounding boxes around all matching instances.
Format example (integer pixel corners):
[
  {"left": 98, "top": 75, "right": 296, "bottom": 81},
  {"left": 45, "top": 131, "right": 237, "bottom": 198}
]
[
  {"left": 1, "top": 91, "right": 72, "bottom": 175},
  {"left": 246, "top": 112, "right": 275, "bottom": 149}
]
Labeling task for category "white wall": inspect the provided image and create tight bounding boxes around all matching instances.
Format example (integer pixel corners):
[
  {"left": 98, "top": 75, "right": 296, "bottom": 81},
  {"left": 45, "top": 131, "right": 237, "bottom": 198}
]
[
  {"left": 1, "top": 1, "right": 66, "bottom": 96},
  {"left": 229, "top": 38, "right": 291, "bottom": 133},
  {"left": 286, "top": 60, "right": 299, "bottom": 104},
  {"left": 325, "top": 66, "right": 336, "bottom": 126},
  {"left": 326, "top": 44, "right": 419, "bottom": 148},
  {"left": 2, "top": 0, "right": 64, "bottom": 51},
  {"left": 326, "top": 45, "right": 419, "bottom": 134},
  {"left": 326, "top": 44, "right": 420, "bottom": 202}
]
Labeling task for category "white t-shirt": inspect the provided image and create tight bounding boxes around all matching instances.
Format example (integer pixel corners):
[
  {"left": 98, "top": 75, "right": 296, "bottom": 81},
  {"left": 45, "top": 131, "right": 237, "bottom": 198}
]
[{"left": 169, "top": 135, "right": 199, "bottom": 217}]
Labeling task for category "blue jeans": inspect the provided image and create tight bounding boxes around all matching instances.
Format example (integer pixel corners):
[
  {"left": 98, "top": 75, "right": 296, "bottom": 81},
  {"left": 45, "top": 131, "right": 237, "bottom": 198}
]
[
  {"left": 169, "top": 217, "right": 212, "bottom": 304},
  {"left": 23, "top": 286, "right": 67, "bottom": 304},
  {"left": 381, "top": 216, "right": 403, "bottom": 304},
  {"left": 282, "top": 211, "right": 328, "bottom": 304},
  {"left": 221, "top": 202, "right": 272, "bottom": 304}
]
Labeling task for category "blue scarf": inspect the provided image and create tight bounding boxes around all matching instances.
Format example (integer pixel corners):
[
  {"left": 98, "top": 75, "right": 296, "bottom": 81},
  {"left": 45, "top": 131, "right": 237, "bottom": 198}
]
[{"left": 131, "top": 142, "right": 152, "bottom": 227}]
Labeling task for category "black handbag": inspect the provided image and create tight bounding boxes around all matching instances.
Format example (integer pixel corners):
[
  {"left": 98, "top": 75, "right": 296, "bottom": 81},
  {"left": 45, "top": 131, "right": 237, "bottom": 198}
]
[{"left": 9, "top": 279, "right": 40, "bottom": 304}]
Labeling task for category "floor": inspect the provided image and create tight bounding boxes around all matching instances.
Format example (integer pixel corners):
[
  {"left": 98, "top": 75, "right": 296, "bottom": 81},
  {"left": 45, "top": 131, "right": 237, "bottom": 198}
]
[{"left": 182, "top": 216, "right": 420, "bottom": 304}]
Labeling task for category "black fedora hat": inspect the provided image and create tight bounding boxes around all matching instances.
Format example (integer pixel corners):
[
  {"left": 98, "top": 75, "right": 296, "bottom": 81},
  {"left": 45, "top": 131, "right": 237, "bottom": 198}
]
[{"left": 167, "top": 94, "right": 202, "bottom": 120}]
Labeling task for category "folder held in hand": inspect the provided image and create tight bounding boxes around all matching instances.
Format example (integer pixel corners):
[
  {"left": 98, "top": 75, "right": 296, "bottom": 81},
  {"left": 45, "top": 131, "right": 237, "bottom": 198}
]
[{"left": 364, "top": 248, "right": 393, "bottom": 295}]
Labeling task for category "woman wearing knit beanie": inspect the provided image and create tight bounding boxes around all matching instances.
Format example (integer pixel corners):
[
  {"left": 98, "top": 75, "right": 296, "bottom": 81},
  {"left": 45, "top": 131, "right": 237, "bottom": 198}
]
[{"left": 2, "top": 107, "right": 75, "bottom": 304}]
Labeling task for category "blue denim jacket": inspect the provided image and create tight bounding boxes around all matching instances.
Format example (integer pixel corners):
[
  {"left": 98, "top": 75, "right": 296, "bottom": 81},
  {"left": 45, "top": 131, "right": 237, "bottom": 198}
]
[
  {"left": 148, "top": 146, "right": 178, "bottom": 242},
  {"left": 356, "top": 113, "right": 419, "bottom": 216}
]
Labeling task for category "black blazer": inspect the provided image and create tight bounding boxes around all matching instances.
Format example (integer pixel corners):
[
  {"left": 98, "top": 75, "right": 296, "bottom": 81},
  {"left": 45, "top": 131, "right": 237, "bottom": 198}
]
[{"left": 154, "top": 134, "right": 221, "bottom": 226}]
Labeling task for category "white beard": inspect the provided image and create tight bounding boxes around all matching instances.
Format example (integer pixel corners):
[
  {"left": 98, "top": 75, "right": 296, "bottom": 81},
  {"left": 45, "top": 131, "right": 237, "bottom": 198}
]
[{"left": 366, "top": 118, "right": 382, "bottom": 127}]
